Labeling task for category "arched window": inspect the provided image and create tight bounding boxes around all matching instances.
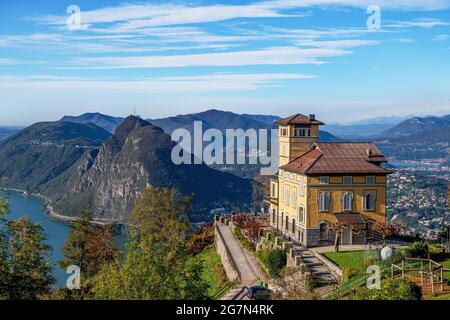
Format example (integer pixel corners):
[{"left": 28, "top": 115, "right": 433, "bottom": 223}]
[
  {"left": 285, "top": 215, "right": 289, "bottom": 231},
  {"left": 318, "top": 191, "right": 330, "bottom": 212},
  {"left": 292, "top": 218, "right": 296, "bottom": 233},
  {"left": 342, "top": 191, "right": 354, "bottom": 212},
  {"left": 364, "top": 190, "right": 376, "bottom": 211},
  {"left": 272, "top": 209, "right": 276, "bottom": 224},
  {"left": 298, "top": 206, "right": 305, "bottom": 223}
]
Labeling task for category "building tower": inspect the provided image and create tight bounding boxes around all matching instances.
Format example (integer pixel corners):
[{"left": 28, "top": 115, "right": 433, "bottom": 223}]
[{"left": 274, "top": 114, "right": 324, "bottom": 167}]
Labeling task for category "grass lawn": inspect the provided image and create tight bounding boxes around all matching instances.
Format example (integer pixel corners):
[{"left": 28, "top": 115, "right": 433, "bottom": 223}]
[
  {"left": 195, "top": 246, "right": 231, "bottom": 298},
  {"left": 323, "top": 251, "right": 365, "bottom": 278}
]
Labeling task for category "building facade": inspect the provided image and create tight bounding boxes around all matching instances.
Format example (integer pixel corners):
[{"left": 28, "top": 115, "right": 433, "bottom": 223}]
[{"left": 269, "top": 114, "right": 391, "bottom": 247}]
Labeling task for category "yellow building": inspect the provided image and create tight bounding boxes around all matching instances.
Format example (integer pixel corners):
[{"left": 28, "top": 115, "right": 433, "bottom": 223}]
[{"left": 269, "top": 114, "right": 392, "bottom": 247}]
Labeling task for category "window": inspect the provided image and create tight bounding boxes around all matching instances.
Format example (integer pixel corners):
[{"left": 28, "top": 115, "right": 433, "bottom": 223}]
[
  {"left": 298, "top": 206, "right": 305, "bottom": 223},
  {"left": 281, "top": 213, "right": 284, "bottom": 227},
  {"left": 363, "top": 190, "right": 377, "bottom": 211},
  {"left": 280, "top": 184, "right": 284, "bottom": 204},
  {"left": 281, "top": 128, "right": 288, "bottom": 136},
  {"left": 319, "top": 176, "right": 330, "bottom": 184},
  {"left": 319, "top": 223, "right": 328, "bottom": 240},
  {"left": 284, "top": 185, "right": 290, "bottom": 206},
  {"left": 292, "top": 218, "right": 296, "bottom": 233},
  {"left": 271, "top": 184, "right": 276, "bottom": 197},
  {"left": 299, "top": 178, "right": 305, "bottom": 196},
  {"left": 342, "top": 191, "right": 354, "bottom": 212},
  {"left": 291, "top": 188, "right": 297, "bottom": 208},
  {"left": 285, "top": 215, "right": 289, "bottom": 231},
  {"left": 272, "top": 209, "right": 276, "bottom": 224},
  {"left": 343, "top": 176, "right": 352, "bottom": 184},
  {"left": 318, "top": 191, "right": 331, "bottom": 212},
  {"left": 366, "top": 176, "right": 376, "bottom": 184},
  {"left": 294, "top": 128, "right": 311, "bottom": 137}
]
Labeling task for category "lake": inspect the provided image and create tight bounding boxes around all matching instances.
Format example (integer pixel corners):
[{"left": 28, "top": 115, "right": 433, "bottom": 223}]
[{"left": 3, "top": 190, "right": 70, "bottom": 287}]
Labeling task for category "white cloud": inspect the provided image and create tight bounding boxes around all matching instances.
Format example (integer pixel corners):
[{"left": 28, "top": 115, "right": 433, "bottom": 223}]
[
  {"left": 295, "top": 39, "right": 380, "bottom": 48},
  {"left": 0, "top": 73, "right": 315, "bottom": 92},
  {"left": 387, "top": 18, "right": 450, "bottom": 29},
  {"left": 67, "top": 46, "right": 349, "bottom": 69},
  {"left": 431, "top": 34, "right": 450, "bottom": 41}
]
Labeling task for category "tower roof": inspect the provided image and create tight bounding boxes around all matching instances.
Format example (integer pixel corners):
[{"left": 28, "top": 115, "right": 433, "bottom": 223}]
[
  {"left": 280, "top": 142, "right": 391, "bottom": 175},
  {"left": 274, "top": 113, "right": 324, "bottom": 126}
]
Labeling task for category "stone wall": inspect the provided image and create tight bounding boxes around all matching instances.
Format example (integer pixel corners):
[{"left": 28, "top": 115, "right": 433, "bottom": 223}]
[{"left": 215, "top": 225, "right": 240, "bottom": 282}]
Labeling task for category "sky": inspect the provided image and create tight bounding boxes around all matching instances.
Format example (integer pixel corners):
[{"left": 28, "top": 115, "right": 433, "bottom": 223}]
[{"left": 0, "top": 0, "right": 449, "bottom": 126}]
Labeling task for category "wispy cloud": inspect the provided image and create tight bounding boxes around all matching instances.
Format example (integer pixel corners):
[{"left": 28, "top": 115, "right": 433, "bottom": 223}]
[
  {"left": 387, "top": 18, "right": 450, "bottom": 29},
  {"left": 0, "top": 73, "right": 315, "bottom": 92},
  {"left": 431, "top": 34, "right": 450, "bottom": 41},
  {"left": 31, "top": 1, "right": 450, "bottom": 30},
  {"left": 67, "top": 46, "right": 350, "bottom": 69}
]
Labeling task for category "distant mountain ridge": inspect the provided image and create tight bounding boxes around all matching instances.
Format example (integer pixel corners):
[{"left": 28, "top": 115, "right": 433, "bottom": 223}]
[
  {"left": 382, "top": 115, "right": 450, "bottom": 137},
  {"left": 61, "top": 112, "right": 124, "bottom": 133}
]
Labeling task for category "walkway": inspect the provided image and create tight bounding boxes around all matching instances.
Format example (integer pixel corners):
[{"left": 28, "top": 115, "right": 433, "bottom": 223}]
[
  {"left": 312, "top": 243, "right": 409, "bottom": 254},
  {"left": 217, "top": 223, "right": 266, "bottom": 300}
]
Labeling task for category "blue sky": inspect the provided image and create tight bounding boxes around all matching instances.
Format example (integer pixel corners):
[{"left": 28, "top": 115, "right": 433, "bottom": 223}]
[{"left": 0, "top": 0, "right": 449, "bottom": 125}]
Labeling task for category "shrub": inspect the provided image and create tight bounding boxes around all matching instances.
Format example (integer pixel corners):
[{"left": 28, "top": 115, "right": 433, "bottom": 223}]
[
  {"left": 365, "top": 278, "right": 422, "bottom": 300},
  {"left": 187, "top": 224, "right": 215, "bottom": 255},
  {"left": 406, "top": 241, "right": 429, "bottom": 258},
  {"left": 267, "top": 249, "right": 287, "bottom": 277}
]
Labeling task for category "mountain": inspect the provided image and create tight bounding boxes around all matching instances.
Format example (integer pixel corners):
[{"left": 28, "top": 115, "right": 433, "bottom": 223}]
[
  {"left": 150, "top": 109, "right": 340, "bottom": 140},
  {"left": 442, "top": 114, "right": 450, "bottom": 121},
  {"left": 0, "top": 126, "right": 23, "bottom": 141},
  {"left": 376, "top": 123, "right": 450, "bottom": 163},
  {"left": 149, "top": 109, "right": 270, "bottom": 134},
  {"left": 382, "top": 116, "right": 450, "bottom": 137},
  {"left": 149, "top": 109, "right": 341, "bottom": 178},
  {"left": 0, "top": 121, "right": 111, "bottom": 191},
  {"left": 351, "top": 115, "right": 411, "bottom": 126},
  {"left": 241, "top": 114, "right": 281, "bottom": 125},
  {"left": 61, "top": 112, "right": 124, "bottom": 133},
  {"left": 43, "top": 116, "right": 251, "bottom": 221},
  {"left": 324, "top": 123, "right": 395, "bottom": 139}
]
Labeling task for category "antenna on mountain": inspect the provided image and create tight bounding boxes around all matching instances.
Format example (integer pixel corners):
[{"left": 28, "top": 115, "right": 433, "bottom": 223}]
[{"left": 133, "top": 105, "right": 136, "bottom": 117}]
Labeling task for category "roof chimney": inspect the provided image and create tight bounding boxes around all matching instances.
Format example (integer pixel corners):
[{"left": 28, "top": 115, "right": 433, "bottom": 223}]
[
  {"left": 309, "top": 114, "right": 316, "bottom": 121},
  {"left": 366, "top": 148, "right": 373, "bottom": 157}
]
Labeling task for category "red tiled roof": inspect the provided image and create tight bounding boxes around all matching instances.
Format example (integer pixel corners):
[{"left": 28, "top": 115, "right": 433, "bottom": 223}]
[
  {"left": 274, "top": 114, "right": 324, "bottom": 125},
  {"left": 280, "top": 142, "right": 392, "bottom": 175},
  {"left": 314, "top": 142, "right": 386, "bottom": 161},
  {"left": 335, "top": 213, "right": 366, "bottom": 225}
]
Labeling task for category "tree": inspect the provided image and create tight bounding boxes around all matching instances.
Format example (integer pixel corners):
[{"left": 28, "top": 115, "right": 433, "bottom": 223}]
[
  {"left": 91, "top": 187, "right": 209, "bottom": 300},
  {"left": 59, "top": 209, "right": 120, "bottom": 299},
  {"left": 0, "top": 217, "right": 55, "bottom": 300},
  {"left": 245, "top": 219, "right": 261, "bottom": 248}
]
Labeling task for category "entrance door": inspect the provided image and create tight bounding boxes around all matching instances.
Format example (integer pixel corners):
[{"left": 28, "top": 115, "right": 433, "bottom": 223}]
[{"left": 341, "top": 228, "right": 352, "bottom": 245}]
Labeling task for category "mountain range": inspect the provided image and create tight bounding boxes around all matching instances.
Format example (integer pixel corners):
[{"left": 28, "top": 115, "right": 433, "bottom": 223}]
[{"left": 40, "top": 116, "right": 251, "bottom": 221}]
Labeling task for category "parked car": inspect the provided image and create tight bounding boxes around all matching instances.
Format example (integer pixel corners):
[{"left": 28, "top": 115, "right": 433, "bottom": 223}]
[{"left": 246, "top": 286, "right": 272, "bottom": 300}]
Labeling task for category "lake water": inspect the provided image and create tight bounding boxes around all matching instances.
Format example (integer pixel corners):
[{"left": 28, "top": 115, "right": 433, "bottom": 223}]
[{"left": 3, "top": 190, "right": 70, "bottom": 287}]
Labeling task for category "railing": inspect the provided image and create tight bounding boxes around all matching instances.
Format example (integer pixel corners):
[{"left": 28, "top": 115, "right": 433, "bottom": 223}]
[
  {"left": 211, "top": 280, "right": 238, "bottom": 300},
  {"left": 323, "top": 266, "right": 391, "bottom": 300}
]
